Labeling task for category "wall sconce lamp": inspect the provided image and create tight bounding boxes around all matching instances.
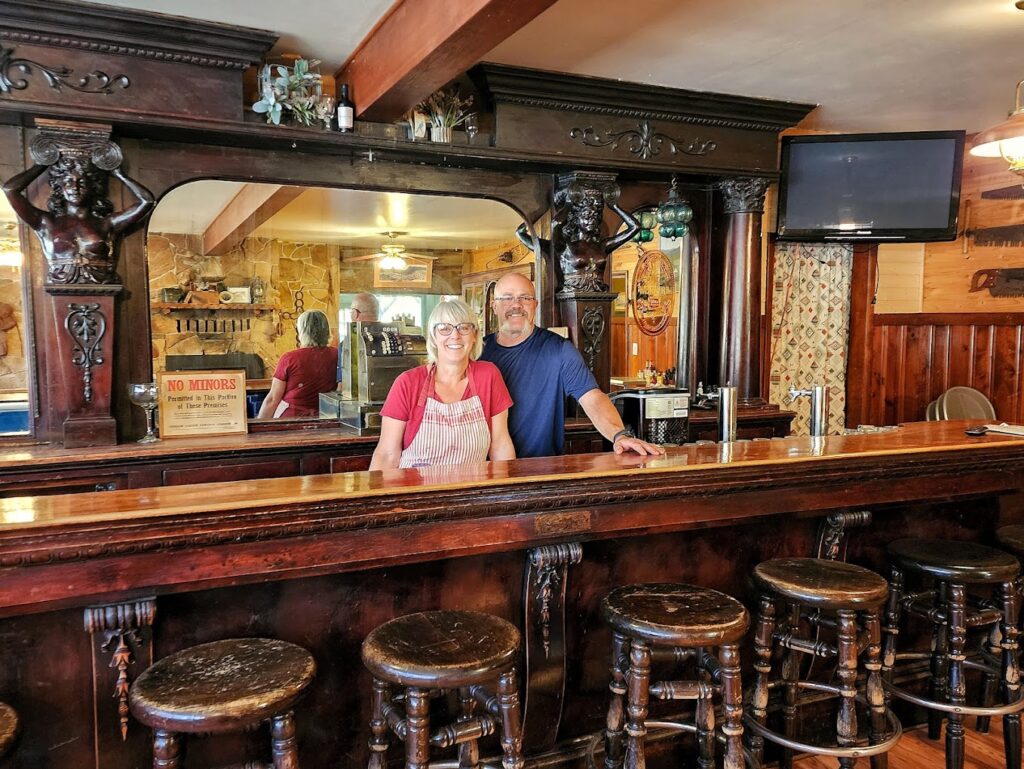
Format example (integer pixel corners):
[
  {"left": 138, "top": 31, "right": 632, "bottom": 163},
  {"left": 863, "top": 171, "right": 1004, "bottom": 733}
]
[{"left": 969, "top": 79, "right": 1024, "bottom": 175}]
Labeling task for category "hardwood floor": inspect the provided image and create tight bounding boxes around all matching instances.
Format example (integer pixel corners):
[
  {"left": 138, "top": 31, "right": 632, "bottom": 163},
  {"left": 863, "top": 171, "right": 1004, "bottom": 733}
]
[{"left": 795, "top": 717, "right": 1016, "bottom": 768}]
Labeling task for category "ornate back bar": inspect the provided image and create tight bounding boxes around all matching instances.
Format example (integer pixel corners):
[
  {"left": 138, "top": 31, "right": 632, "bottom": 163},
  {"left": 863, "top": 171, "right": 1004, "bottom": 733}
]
[{"left": 0, "top": 0, "right": 812, "bottom": 447}]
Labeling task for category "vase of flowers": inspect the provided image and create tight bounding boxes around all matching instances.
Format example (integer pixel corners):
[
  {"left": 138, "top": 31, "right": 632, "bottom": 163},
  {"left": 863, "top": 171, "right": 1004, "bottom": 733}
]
[
  {"left": 252, "top": 58, "right": 322, "bottom": 126},
  {"left": 418, "top": 87, "right": 474, "bottom": 143}
]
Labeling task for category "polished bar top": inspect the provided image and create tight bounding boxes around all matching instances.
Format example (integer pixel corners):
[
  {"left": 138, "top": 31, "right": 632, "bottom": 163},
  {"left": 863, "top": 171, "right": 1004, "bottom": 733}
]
[
  {"left": 0, "top": 419, "right": 1018, "bottom": 616},
  {"left": 0, "top": 420, "right": 1019, "bottom": 530}
]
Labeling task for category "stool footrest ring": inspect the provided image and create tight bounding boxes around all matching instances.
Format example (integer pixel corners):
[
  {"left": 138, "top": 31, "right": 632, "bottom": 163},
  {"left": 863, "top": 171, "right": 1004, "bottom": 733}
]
[
  {"left": 584, "top": 722, "right": 757, "bottom": 769},
  {"left": 742, "top": 703, "right": 901, "bottom": 758},
  {"left": 881, "top": 678, "right": 1024, "bottom": 718}
]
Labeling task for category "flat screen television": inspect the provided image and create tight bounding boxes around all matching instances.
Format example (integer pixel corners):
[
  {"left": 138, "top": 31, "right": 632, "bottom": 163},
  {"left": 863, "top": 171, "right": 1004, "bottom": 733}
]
[{"left": 776, "top": 130, "right": 965, "bottom": 242}]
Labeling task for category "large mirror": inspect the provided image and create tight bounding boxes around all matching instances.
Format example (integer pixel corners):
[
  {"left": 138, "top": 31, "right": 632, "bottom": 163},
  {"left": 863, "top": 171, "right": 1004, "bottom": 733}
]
[
  {"left": 0, "top": 197, "right": 29, "bottom": 437},
  {"left": 146, "top": 181, "right": 532, "bottom": 427}
]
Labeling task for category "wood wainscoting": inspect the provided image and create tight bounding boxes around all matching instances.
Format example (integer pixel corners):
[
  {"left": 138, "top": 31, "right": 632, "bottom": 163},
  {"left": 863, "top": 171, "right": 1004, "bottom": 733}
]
[{"left": 848, "top": 246, "right": 1024, "bottom": 426}]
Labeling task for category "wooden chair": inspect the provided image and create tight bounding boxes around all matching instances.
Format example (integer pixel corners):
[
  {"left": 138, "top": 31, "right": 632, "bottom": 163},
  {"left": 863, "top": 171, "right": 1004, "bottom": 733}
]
[
  {"left": 362, "top": 610, "right": 523, "bottom": 769},
  {"left": 746, "top": 558, "right": 901, "bottom": 769},
  {"left": 882, "top": 538, "right": 1023, "bottom": 769},
  {"left": 128, "top": 637, "right": 316, "bottom": 769},
  {"left": 600, "top": 583, "right": 749, "bottom": 769}
]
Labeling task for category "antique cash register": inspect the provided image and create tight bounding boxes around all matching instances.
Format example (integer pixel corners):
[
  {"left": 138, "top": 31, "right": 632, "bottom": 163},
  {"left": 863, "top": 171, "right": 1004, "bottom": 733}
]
[{"left": 321, "top": 320, "right": 427, "bottom": 431}]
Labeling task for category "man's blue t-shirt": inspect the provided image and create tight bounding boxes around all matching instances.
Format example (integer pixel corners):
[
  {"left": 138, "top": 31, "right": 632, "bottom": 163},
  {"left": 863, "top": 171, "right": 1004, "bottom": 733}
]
[{"left": 481, "top": 328, "right": 598, "bottom": 457}]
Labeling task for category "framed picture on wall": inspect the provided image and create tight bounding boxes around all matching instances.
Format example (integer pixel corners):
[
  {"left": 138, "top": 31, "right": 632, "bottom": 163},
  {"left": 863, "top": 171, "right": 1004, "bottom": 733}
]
[{"left": 374, "top": 257, "right": 433, "bottom": 289}]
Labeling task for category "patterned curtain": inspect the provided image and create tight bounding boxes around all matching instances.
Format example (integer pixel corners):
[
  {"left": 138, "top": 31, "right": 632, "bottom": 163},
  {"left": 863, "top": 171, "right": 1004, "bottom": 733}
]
[{"left": 768, "top": 242, "right": 853, "bottom": 436}]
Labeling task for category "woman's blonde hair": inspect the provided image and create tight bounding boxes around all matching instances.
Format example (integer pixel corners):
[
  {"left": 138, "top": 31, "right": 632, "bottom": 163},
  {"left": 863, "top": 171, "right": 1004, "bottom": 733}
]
[
  {"left": 425, "top": 299, "right": 481, "bottom": 363},
  {"left": 296, "top": 309, "right": 331, "bottom": 348}
]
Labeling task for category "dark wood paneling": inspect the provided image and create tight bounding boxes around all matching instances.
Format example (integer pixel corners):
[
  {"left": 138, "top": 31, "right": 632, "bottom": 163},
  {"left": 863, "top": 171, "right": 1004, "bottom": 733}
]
[
  {"left": 849, "top": 303, "right": 1024, "bottom": 425},
  {"left": 162, "top": 458, "right": 300, "bottom": 486}
]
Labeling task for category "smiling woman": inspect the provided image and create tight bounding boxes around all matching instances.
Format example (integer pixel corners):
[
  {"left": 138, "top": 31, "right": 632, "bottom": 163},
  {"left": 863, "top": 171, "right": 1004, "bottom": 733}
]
[{"left": 145, "top": 181, "right": 531, "bottom": 427}]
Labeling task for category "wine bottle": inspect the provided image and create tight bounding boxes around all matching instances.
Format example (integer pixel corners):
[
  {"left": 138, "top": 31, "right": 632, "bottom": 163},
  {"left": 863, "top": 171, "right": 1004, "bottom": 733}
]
[{"left": 337, "top": 84, "right": 354, "bottom": 133}]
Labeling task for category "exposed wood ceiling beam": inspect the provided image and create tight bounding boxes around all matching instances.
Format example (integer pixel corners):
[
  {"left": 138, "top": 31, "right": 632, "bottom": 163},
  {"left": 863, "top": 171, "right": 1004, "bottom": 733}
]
[
  {"left": 203, "top": 185, "right": 305, "bottom": 256},
  {"left": 336, "top": 0, "right": 558, "bottom": 122}
]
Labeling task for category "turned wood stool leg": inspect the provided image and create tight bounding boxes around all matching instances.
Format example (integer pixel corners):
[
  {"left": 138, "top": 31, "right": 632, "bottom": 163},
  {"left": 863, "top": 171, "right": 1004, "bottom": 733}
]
[
  {"left": 748, "top": 595, "right": 777, "bottom": 766},
  {"left": 405, "top": 687, "right": 431, "bottom": 769},
  {"left": 498, "top": 668, "right": 524, "bottom": 769},
  {"left": 604, "top": 632, "right": 629, "bottom": 769},
  {"left": 929, "top": 583, "right": 950, "bottom": 741},
  {"left": 864, "top": 609, "right": 887, "bottom": 769},
  {"left": 945, "top": 583, "right": 967, "bottom": 769},
  {"left": 977, "top": 628, "right": 999, "bottom": 734},
  {"left": 368, "top": 679, "right": 390, "bottom": 769},
  {"left": 270, "top": 710, "right": 299, "bottom": 769},
  {"left": 780, "top": 603, "right": 802, "bottom": 769},
  {"left": 835, "top": 610, "right": 859, "bottom": 769},
  {"left": 719, "top": 643, "right": 744, "bottom": 769},
  {"left": 881, "top": 566, "right": 903, "bottom": 685},
  {"left": 152, "top": 729, "right": 182, "bottom": 769},
  {"left": 624, "top": 640, "right": 651, "bottom": 769},
  {"left": 695, "top": 653, "right": 715, "bottom": 769},
  {"left": 457, "top": 687, "right": 480, "bottom": 769},
  {"left": 999, "top": 580, "right": 1022, "bottom": 769}
]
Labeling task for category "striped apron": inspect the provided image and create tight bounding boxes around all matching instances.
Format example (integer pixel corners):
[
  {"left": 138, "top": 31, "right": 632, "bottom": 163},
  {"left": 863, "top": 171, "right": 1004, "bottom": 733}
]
[{"left": 398, "top": 365, "right": 491, "bottom": 468}]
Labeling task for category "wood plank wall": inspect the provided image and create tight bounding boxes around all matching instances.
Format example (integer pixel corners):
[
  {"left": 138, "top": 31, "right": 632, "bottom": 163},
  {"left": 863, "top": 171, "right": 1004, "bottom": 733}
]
[{"left": 847, "top": 248, "right": 1024, "bottom": 426}]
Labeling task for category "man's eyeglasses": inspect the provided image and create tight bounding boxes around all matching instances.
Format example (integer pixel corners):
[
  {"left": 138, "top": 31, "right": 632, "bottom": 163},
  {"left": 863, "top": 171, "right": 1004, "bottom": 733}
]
[
  {"left": 433, "top": 322, "right": 476, "bottom": 336},
  {"left": 494, "top": 295, "right": 536, "bottom": 304}
]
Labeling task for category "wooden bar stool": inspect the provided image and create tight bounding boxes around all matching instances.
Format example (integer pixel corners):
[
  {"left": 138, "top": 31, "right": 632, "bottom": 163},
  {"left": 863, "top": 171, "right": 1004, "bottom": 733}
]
[
  {"left": 600, "top": 583, "right": 749, "bottom": 769},
  {"left": 0, "top": 702, "right": 18, "bottom": 762},
  {"left": 128, "top": 637, "right": 316, "bottom": 769},
  {"left": 746, "top": 558, "right": 901, "bottom": 769},
  {"left": 882, "top": 538, "right": 1023, "bottom": 769},
  {"left": 361, "top": 610, "right": 524, "bottom": 769}
]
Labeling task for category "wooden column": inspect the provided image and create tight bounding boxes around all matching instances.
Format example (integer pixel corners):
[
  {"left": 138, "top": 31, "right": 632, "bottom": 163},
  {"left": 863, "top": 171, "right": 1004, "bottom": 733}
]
[{"left": 718, "top": 177, "right": 770, "bottom": 407}]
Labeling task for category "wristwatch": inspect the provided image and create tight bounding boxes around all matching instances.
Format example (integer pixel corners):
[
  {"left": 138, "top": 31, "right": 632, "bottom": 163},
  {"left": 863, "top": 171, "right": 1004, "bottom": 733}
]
[{"left": 611, "top": 427, "right": 635, "bottom": 444}]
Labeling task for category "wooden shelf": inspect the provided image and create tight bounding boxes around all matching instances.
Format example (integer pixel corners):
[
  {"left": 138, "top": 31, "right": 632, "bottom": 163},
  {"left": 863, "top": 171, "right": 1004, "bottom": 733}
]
[{"left": 152, "top": 302, "right": 275, "bottom": 315}]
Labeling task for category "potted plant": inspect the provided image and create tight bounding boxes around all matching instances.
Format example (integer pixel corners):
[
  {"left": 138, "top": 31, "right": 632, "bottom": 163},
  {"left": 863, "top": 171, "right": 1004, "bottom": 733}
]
[
  {"left": 252, "top": 58, "right": 322, "bottom": 126},
  {"left": 418, "top": 87, "right": 474, "bottom": 143}
]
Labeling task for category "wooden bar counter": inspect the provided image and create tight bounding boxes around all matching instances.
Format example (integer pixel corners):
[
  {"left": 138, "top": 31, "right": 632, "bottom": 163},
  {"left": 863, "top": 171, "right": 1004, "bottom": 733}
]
[{"left": 0, "top": 421, "right": 1019, "bottom": 768}]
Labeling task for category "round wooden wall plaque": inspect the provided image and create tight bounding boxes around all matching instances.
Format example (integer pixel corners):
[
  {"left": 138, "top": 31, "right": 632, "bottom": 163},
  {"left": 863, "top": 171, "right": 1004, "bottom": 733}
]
[{"left": 631, "top": 249, "right": 676, "bottom": 336}]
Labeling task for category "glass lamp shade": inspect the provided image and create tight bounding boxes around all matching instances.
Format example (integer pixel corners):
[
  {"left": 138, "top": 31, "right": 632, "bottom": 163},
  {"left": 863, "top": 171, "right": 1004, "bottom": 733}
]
[{"left": 969, "top": 110, "right": 1024, "bottom": 173}]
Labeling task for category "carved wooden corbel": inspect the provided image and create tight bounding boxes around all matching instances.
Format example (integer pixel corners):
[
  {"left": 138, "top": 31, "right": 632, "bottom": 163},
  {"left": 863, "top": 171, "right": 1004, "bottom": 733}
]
[
  {"left": 83, "top": 598, "right": 156, "bottom": 742},
  {"left": 522, "top": 542, "right": 583, "bottom": 750}
]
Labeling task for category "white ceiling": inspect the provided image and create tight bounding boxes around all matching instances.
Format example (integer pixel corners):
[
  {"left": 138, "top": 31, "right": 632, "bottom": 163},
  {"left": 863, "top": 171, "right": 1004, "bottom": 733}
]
[
  {"left": 151, "top": 182, "right": 526, "bottom": 249},
  {"left": 82, "top": 0, "right": 1024, "bottom": 134}
]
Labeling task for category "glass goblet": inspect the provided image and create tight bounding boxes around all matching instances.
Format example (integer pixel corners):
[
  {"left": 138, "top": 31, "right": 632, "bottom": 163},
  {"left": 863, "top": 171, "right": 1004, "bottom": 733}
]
[{"left": 127, "top": 382, "right": 159, "bottom": 443}]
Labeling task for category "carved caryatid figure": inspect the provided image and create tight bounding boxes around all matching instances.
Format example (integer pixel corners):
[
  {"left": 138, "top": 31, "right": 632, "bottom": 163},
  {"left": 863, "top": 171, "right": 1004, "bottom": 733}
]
[
  {"left": 3, "top": 139, "right": 153, "bottom": 285},
  {"left": 518, "top": 174, "right": 639, "bottom": 294}
]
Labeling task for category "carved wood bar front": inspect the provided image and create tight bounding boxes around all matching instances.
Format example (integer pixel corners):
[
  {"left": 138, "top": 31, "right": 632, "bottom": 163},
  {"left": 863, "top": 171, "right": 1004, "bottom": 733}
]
[{"left": 0, "top": 423, "right": 1017, "bottom": 768}]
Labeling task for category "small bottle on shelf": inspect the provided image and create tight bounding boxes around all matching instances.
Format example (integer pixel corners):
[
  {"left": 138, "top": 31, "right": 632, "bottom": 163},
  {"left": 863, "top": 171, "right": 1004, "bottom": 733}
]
[{"left": 337, "top": 84, "right": 354, "bottom": 133}]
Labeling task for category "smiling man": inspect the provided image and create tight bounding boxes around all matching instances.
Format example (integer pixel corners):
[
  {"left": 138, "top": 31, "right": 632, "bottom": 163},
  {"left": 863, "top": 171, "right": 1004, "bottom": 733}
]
[{"left": 480, "top": 273, "right": 663, "bottom": 459}]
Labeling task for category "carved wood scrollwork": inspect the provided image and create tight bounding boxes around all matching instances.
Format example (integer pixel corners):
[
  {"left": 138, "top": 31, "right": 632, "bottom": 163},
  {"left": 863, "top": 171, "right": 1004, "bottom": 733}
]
[
  {"left": 64, "top": 302, "right": 106, "bottom": 402},
  {"left": 0, "top": 46, "right": 129, "bottom": 95},
  {"left": 83, "top": 598, "right": 156, "bottom": 741},
  {"left": 569, "top": 120, "right": 717, "bottom": 160},
  {"left": 580, "top": 307, "right": 605, "bottom": 371},
  {"left": 814, "top": 510, "right": 873, "bottom": 561},
  {"left": 522, "top": 542, "right": 583, "bottom": 751}
]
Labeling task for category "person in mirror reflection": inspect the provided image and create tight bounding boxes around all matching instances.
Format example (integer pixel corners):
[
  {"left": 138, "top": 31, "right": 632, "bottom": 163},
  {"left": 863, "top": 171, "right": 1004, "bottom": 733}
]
[
  {"left": 258, "top": 310, "right": 338, "bottom": 419},
  {"left": 349, "top": 292, "right": 380, "bottom": 322},
  {"left": 3, "top": 155, "right": 154, "bottom": 285},
  {"left": 370, "top": 299, "right": 515, "bottom": 470},
  {"left": 479, "top": 273, "right": 664, "bottom": 458}
]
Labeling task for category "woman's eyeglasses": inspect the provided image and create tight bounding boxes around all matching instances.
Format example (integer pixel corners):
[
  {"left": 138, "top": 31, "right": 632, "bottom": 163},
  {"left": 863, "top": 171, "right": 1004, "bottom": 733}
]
[{"left": 433, "top": 322, "right": 476, "bottom": 336}]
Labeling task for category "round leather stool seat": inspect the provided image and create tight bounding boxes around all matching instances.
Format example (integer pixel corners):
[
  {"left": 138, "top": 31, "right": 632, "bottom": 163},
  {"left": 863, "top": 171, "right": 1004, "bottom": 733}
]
[
  {"left": 996, "top": 525, "right": 1024, "bottom": 556},
  {"left": 129, "top": 638, "right": 316, "bottom": 733},
  {"left": 754, "top": 557, "right": 889, "bottom": 610},
  {"left": 602, "top": 582, "right": 749, "bottom": 646},
  {"left": 0, "top": 702, "right": 18, "bottom": 759},
  {"left": 889, "top": 538, "right": 1019, "bottom": 584},
  {"left": 362, "top": 610, "right": 520, "bottom": 688}
]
